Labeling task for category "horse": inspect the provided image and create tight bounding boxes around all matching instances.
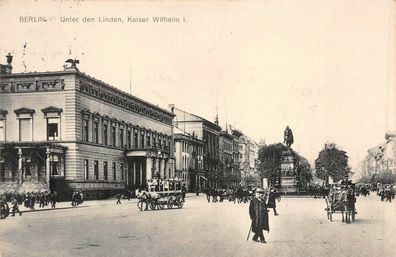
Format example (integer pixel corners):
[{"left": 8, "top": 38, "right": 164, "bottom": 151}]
[{"left": 340, "top": 187, "right": 355, "bottom": 224}]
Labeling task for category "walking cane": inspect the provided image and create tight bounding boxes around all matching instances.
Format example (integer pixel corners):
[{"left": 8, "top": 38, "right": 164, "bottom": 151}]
[{"left": 246, "top": 224, "right": 252, "bottom": 241}]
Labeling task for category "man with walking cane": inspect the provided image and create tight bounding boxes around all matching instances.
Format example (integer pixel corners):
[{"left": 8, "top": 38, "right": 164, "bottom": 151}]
[{"left": 248, "top": 188, "right": 269, "bottom": 243}]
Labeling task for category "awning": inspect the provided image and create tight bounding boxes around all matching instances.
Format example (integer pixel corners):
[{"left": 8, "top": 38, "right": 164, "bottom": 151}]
[{"left": 199, "top": 175, "right": 208, "bottom": 181}]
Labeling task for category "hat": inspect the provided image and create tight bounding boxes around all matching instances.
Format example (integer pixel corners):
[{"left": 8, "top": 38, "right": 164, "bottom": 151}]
[{"left": 256, "top": 188, "right": 265, "bottom": 193}]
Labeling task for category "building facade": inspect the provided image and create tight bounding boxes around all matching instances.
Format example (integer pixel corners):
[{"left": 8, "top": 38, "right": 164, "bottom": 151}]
[
  {"left": 174, "top": 127, "right": 203, "bottom": 192},
  {"left": 219, "top": 130, "right": 238, "bottom": 188},
  {"left": 232, "top": 129, "right": 260, "bottom": 187},
  {"left": 359, "top": 132, "right": 396, "bottom": 179},
  {"left": 170, "top": 106, "right": 221, "bottom": 189},
  {"left": 0, "top": 57, "right": 175, "bottom": 199}
]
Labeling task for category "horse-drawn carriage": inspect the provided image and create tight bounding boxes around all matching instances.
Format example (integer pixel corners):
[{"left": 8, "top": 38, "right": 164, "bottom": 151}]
[
  {"left": 137, "top": 178, "right": 185, "bottom": 211},
  {"left": 325, "top": 186, "right": 357, "bottom": 223}
]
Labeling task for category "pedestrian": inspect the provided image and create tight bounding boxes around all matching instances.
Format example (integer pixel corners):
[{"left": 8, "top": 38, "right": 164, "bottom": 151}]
[
  {"left": 116, "top": 193, "right": 122, "bottom": 204},
  {"left": 51, "top": 191, "right": 57, "bottom": 208},
  {"left": 205, "top": 188, "right": 211, "bottom": 203},
  {"left": 29, "top": 193, "right": 35, "bottom": 210},
  {"left": 249, "top": 188, "right": 269, "bottom": 243},
  {"left": 267, "top": 188, "right": 279, "bottom": 216},
  {"left": 71, "top": 192, "right": 76, "bottom": 206},
  {"left": 11, "top": 196, "right": 22, "bottom": 216},
  {"left": 181, "top": 184, "right": 187, "bottom": 201},
  {"left": 39, "top": 192, "right": 45, "bottom": 208}
]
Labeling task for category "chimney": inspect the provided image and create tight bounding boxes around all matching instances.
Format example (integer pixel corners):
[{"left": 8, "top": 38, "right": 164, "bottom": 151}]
[
  {"left": 215, "top": 113, "right": 219, "bottom": 126},
  {"left": 0, "top": 53, "right": 13, "bottom": 74}
]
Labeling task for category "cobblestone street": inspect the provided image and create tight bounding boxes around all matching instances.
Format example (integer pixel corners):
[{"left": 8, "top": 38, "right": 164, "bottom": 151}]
[{"left": 0, "top": 194, "right": 395, "bottom": 257}]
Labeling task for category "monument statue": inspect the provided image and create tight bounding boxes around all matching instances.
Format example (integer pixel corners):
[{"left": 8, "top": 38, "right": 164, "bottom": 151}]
[
  {"left": 64, "top": 59, "right": 80, "bottom": 71},
  {"left": 283, "top": 126, "right": 294, "bottom": 148}
]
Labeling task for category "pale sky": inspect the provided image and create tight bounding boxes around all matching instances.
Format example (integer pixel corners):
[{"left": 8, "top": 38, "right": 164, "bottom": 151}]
[{"left": 0, "top": 0, "right": 394, "bottom": 176}]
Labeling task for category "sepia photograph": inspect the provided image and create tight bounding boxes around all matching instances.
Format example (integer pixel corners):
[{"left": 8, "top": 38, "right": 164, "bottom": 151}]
[{"left": 0, "top": 0, "right": 395, "bottom": 256}]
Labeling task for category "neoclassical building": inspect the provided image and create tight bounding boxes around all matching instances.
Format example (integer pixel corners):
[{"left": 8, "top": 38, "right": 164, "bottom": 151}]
[
  {"left": 0, "top": 57, "right": 174, "bottom": 199},
  {"left": 170, "top": 105, "right": 221, "bottom": 188},
  {"left": 174, "top": 127, "right": 203, "bottom": 192}
]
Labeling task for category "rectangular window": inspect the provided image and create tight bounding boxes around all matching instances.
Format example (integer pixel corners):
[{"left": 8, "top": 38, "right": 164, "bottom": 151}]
[
  {"left": 0, "top": 163, "right": 5, "bottom": 182},
  {"left": 83, "top": 119, "right": 89, "bottom": 142},
  {"left": 120, "top": 163, "right": 124, "bottom": 180},
  {"left": 19, "top": 118, "right": 32, "bottom": 141},
  {"left": 93, "top": 121, "right": 99, "bottom": 144},
  {"left": 147, "top": 135, "right": 151, "bottom": 147},
  {"left": 112, "top": 162, "right": 116, "bottom": 180},
  {"left": 47, "top": 118, "right": 59, "bottom": 141},
  {"left": 140, "top": 134, "right": 145, "bottom": 148},
  {"left": 153, "top": 137, "right": 157, "bottom": 147},
  {"left": 94, "top": 160, "right": 99, "bottom": 180},
  {"left": 103, "top": 124, "right": 108, "bottom": 145},
  {"left": 127, "top": 130, "right": 131, "bottom": 149},
  {"left": 111, "top": 127, "right": 116, "bottom": 147},
  {"left": 119, "top": 128, "right": 124, "bottom": 148},
  {"left": 84, "top": 159, "right": 89, "bottom": 180},
  {"left": 104, "top": 161, "right": 108, "bottom": 180},
  {"left": 0, "top": 120, "right": 5, "bottom": 141},
  {"left": 134, "top": 132, "right": 138, "bottom": 148},
  {"left": 51, "top": 160, "right": 58, "bottom": 176}
]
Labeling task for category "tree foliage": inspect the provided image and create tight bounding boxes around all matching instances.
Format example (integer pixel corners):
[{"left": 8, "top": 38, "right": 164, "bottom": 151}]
[
  {"left": 257, "top": 143, "right": 286, "bottom": 186},
  {"left": 315, "top": 143, "right": 351, "bottom": 185},
  {"left": 257, "top": 143, "right": 313, "bottom": 187},
  {"left": 371, "top": 172, "right": 396, "bottom": 185},
  {"left": 295, "top": 155, "right": 313, "bottom": 187}
]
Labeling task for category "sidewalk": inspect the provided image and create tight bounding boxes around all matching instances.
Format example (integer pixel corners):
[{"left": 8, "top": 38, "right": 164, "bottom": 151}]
[{"left": 12, "top": 192, "right": 200, "bottom": 214}]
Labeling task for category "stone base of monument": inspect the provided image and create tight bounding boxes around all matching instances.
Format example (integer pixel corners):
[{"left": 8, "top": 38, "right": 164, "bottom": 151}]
[{"left": 280, "top": 176, "right": 298, "bottom": 194}]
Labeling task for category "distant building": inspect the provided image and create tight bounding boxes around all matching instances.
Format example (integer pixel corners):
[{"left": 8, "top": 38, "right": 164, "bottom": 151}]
[
  {"left": 174, "top": 127, "right": 203, "bottom": 192},
  {"left": 0, "top": 56, "right": 175, "bottom": 199},
  {"left": 170, "top": 105, "right": 221, "bottom": 188},
  {"left": 219, "top": 130, "right": 235, "bottom": 188},
  {"left": 232, "top": 129, "right": 259, "bottom": 187},
  {"left": 359, "top": 131, "right": 396, "bottom": 179}
]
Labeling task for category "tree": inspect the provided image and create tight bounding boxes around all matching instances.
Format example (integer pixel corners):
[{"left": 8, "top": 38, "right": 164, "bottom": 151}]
[
  {"left": 257, "top": 143, "right": 285, "bottom": 186},
  {"left": 257, "top": 143, "right": 313, "bottom": 187},
  {"left": 371, "top": 172, "right": 396, "bottom": 185},
  {"left": 358, "top": 176, "right": 372, "bottom": 184},
  {"left": 295, "top": 156, "right": 313, "bottom": 187},
  {"left": 315, "top": 143, "right": 351, "bottom": 186}
]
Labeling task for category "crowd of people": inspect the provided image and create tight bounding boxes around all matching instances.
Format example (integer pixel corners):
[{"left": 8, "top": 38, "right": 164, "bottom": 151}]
[
  {"left": 0, "top": 191, "right": 59, "bottom": 219},
  {"left": 376, "top": 183, "right": 395, "bottom": 202}
]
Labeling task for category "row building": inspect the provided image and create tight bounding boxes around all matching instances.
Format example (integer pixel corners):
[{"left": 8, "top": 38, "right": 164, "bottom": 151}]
[{"left": 0, "top": 56, "right": 175, "bottom": 199}]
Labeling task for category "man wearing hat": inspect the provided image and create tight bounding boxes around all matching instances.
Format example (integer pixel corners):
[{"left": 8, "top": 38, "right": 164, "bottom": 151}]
[
  {"left": 249, "top": 188, "right": 269, "bottom": 243},
  {"left": 267, "top": 188, "right": 279, "bottom": 216}
]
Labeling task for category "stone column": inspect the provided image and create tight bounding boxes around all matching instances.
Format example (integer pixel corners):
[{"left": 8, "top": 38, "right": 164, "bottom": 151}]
[
  {"left": 155, "top": 158, "right": 160, "bottom": 176},
  {"left": 146, "top": 158, "right": 153, "bottom": 180},
  {"left": 17, "top": 148, "right": 23, "bottom": 184},
  {"left": 160, "top": 159, "right": 165, "bottom": 179},
  {"left": 46, "top": 148, "right": 51, "bottom": 187},
  {"left": 133, "top": 161, "right": 136, "bottom": 186}
]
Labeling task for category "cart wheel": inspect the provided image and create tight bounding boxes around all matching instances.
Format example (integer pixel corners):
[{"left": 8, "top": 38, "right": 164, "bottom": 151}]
[
  {"left": 167, "top": 197, "right": 174, "bottom": 209},
  {"left": 176, "top": 195, "right": 184, "bottom": 208}
]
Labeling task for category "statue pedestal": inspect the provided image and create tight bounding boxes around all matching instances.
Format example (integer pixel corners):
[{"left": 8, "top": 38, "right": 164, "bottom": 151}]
[{"left": 280, "top": 149, "right": 298, "bottom": 193}]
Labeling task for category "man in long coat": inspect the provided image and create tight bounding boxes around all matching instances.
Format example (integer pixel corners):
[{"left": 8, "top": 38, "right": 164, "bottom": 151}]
[
  {"left": 249, "top": 188, "right": 269, "bottom": 243},
  {"left": 267, "top": 188, "right": 279, "bottom": 216}
]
